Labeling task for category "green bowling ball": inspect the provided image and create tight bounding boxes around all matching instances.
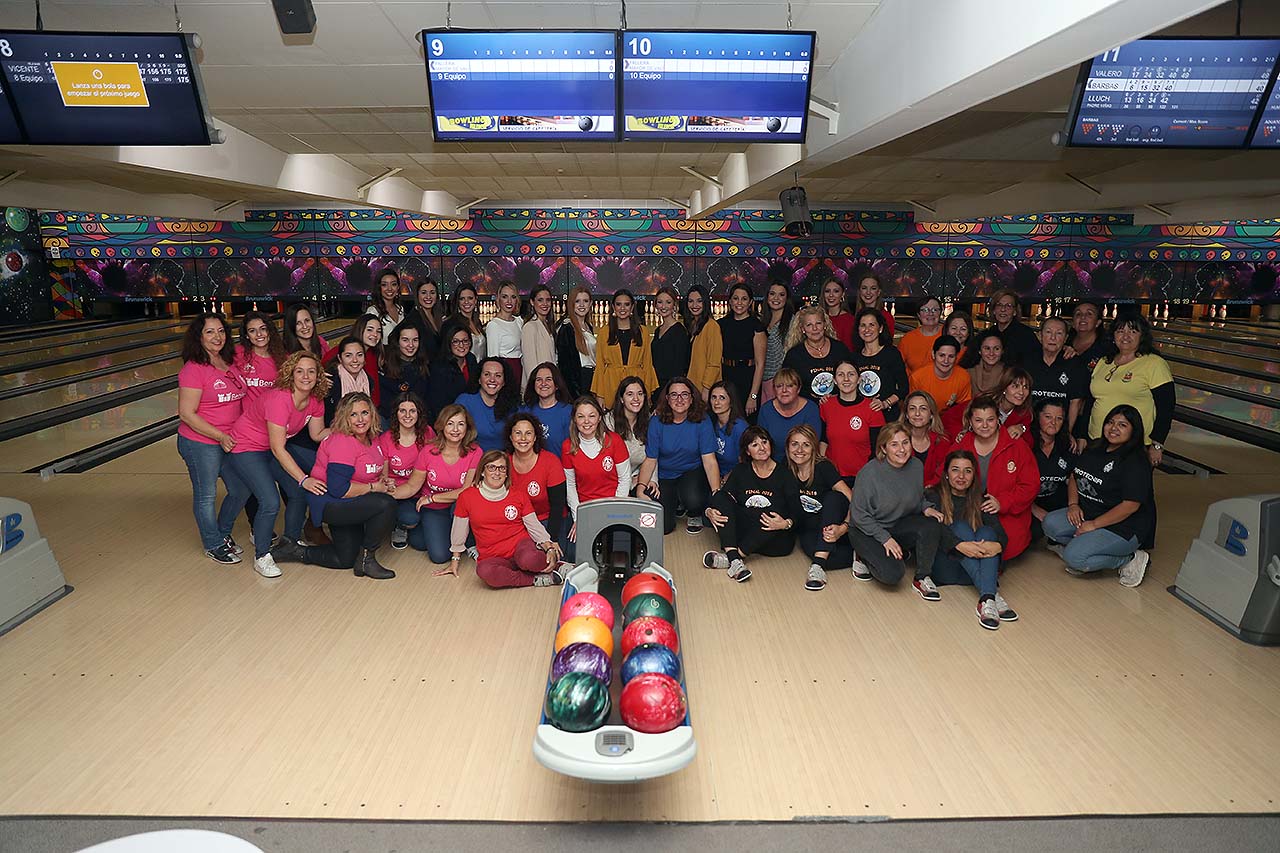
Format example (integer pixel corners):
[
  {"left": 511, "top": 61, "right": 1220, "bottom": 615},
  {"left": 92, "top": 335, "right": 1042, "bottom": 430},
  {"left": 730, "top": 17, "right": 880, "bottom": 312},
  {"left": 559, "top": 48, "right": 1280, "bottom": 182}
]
[
  {"left": 4, "top": 207, "right": 29, "bottom": 234},
  {"left": 544, "top": 671, "right": 611, "bottom": 733},
  {"left": 622, "top": 592, "right": 676, "bottom": 627}
]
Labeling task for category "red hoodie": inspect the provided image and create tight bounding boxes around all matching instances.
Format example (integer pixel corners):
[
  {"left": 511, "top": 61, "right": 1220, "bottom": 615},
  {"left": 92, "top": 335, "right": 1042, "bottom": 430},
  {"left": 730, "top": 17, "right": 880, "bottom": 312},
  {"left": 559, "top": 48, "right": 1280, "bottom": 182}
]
[{"left": 951, "top": 428, "right": 1038, "bottom": 560}]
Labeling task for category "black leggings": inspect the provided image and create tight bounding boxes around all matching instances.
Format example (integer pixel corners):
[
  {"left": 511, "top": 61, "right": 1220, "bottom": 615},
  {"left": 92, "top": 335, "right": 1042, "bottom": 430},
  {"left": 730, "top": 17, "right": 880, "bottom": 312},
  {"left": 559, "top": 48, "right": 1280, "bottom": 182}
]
[
  {"left": 848, "top": 515, "right": 944, "bottom": 586},
  {"left": 658, "top": 467, "right": 711, "bottom": 534},
  {"left": 797, "top": 490, "right": 855, "bottom": 569},
  {"left": 304, "top": 493, "right": 398, "bottom": 569},
  {"left": 709, "top": 490, "right": 795, "bottom": 558}
]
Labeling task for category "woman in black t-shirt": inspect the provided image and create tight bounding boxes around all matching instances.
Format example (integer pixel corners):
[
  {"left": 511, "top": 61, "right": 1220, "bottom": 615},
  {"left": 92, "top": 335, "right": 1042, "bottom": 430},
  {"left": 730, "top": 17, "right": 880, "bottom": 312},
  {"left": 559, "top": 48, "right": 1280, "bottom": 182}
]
[
  {"left": 718, "top": 284, "right": 767, "bottom": 415},
  {"left": 782, "top": 305, "right": 853, "bottom": 402},
  {"left": 1030, "top": 399, "right": 1074, "bottom": 541},
  {"left": 783, "top": 423, "right": 855, "bottom": 591},
  {"left": 850, "top": 307, "right": 908, "bottom": 423},
  {"left": 1042, "top": 404, "right": 1153, "bottom": 588}
]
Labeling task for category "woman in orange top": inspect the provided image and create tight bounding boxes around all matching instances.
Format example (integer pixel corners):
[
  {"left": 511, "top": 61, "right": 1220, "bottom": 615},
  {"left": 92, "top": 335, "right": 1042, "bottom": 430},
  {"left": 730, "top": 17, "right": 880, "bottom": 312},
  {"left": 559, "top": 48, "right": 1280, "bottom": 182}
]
[
  {"left": 897, "top": 296, "right": 944, "bottom": 374},
  {"left": 591, "top": 288, "right": 658, "bottom": 407}
]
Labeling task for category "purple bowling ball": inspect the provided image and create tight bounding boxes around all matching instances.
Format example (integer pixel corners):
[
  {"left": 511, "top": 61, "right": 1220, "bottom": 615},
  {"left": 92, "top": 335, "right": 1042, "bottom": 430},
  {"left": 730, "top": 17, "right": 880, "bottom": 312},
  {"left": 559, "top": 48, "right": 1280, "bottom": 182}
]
[{"left": 551, "top": 641, "right": 612, "bottom": 684}]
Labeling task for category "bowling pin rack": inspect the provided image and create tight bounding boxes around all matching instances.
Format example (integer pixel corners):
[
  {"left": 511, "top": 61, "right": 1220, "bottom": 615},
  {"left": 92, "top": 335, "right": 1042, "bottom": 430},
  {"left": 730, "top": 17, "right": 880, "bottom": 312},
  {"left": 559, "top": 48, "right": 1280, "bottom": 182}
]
[{"left": 533, "top": 562, "right": 697, "bottom": 783}]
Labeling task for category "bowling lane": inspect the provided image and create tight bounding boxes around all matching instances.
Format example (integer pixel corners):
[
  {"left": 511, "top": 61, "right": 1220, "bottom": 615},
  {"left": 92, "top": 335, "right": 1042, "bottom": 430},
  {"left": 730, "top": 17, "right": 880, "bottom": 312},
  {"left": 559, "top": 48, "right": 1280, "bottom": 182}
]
[
  {"left": 1153, "top": 328, "right": 1279, "bottom": 358},
  {"left": 0, "top": 358, "right": 180, "bottom": 423},
  {"left": 0, "top": 324, "right": 186, "bottom": 369},
  {"left": 1171, "top": 361, "right": 1280, "bottom": 397},
  {"left": 1178, "top": 386, "right": 1280, "bottom": 434},
  {"left": 0, "top": 389, "right": 176, "bottom": 473},
  {"left": 1156, "top": 339, "right": 1280, "bottom": 373},
  {"left": 1166, "top": 319, "right": 1280, "bottom": 342},
  {"left": 1164, "top": 422, "right": 1280, "bottom": 476},
  {"left": 0, "top": 319, "right": 184, "bottom": 357}
]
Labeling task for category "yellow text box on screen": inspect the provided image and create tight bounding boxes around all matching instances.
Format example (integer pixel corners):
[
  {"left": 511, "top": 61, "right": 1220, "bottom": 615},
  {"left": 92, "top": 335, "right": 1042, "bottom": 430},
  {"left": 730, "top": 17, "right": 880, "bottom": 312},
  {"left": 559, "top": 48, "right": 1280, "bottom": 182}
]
[{"left": 50, "top": 62, "right": 150, "bottom": 108}]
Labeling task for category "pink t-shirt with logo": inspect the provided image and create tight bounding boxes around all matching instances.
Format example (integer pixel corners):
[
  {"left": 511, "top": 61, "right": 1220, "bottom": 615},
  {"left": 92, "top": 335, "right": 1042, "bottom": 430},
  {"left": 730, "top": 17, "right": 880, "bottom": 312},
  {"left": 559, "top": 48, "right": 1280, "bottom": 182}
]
[
  {"left": 178, "top": 360, "right": 247, "bottom": 445},
  {"left": 377, "top": 429, "right": 438, "bottom": 486},
  {"left": 229, "top": 388, "right": 324, "bottom": 454},
  {"left": 416, "top": 444, "right": 482, "bottom": 507},
  {"left": 235, "top": 347, "right": 280, "bottom": 401},
  {"left": 312, "top": 433, "right": 386, "bottom": 487}
]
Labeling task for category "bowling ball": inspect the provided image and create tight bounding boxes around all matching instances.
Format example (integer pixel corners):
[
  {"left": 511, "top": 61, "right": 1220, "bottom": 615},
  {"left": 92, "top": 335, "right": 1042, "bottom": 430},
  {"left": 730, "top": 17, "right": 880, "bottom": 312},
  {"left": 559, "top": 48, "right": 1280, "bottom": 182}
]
[
  {"left": 766, "top": 116, "right": 782, "bottom": 133},
  {"left": 551, "top": 641, "right": 612, "bottom": 684},
  {"left": 554, "top": 614, "right": 613, "bottom": 658},
  {"left": 619, "top": 672, "right": 687, "bottom": 734},
  {"left": 577, "top": 116, "right": 595, "bottom": 131},
  {"left": 621, "top": 615, "right": 678, "bottom": 657},
  {"left": 622, "top": 592, "right": 675, "bottom": 626},
  {"left": 620, "top": 643, "right": 681, "bottom": 685},
  {"left": 621, "top": 573, "right": 674, "bottom": 607},
  {"left": 558, "top": 591, "right": 614, "bottom": 628},
  {"left": 4, "top": 207, "right": 28, "bottom": 233},
  {"left": 545, "top": 671, "right": 611, "bottom": 733},
  {"left": 3, "top": 251, "right": 22, "bottom": 273}
]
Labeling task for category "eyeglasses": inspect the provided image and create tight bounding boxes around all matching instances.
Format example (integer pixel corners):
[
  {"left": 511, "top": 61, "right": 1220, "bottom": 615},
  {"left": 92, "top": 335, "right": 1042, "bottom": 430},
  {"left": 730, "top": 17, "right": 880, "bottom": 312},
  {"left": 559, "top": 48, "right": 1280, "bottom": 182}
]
[
  {"left": 484, "top": 464, "right": 508, "bottom": 473},
  {"left": 667, "top": 391, "right": 692, "bottom": 400},
  {"left": 919, "top": 307, "right": 940, "bottom": 315}
]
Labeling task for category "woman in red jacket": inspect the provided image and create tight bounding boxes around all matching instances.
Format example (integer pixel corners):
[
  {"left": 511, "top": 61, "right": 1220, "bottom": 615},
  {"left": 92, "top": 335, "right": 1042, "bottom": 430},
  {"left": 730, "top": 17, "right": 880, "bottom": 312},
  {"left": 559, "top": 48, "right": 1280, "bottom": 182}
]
[
  {"left": 902, "top": 390, "right": 949, "bottom": 488},
  {"left": 948, "top": 396, "right": 1039, "bottom": 560}
]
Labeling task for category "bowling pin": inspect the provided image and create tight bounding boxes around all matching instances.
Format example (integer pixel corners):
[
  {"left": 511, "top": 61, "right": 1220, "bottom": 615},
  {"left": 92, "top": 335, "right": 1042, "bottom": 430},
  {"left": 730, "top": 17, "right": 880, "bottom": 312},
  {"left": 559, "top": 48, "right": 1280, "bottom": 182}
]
[{"left": 890, "top": 302, "right": 897, "bottom": 317}]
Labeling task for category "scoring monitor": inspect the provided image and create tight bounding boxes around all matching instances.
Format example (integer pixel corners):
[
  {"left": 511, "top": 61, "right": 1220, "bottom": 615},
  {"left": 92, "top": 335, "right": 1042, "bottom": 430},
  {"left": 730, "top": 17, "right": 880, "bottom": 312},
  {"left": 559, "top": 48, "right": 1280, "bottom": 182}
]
[
  {"left": 1248, "top": 66, "right": 1280, "bottom": 147},
  {"left": 423, "top": 29, "right": 618, "bottom": 141},
  {"left": 0, "top": 30, "right": 214, "bottom": 146},
  {"left": 1066, "top": 37, "right": 1280, "bottom": 148},
  {"left": 621, "top": 30, "right": 816, "bottom": 142}
]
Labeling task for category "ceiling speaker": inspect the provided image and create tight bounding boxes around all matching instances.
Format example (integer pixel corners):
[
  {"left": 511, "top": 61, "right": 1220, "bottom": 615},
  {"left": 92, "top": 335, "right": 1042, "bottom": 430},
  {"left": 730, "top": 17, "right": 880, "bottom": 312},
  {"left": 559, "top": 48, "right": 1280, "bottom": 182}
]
[
  {"left": 271, "top": 0, "right": 317, "bottom": 35},
  {"left": 780, "top": 186, "right": 812, "bottom": 238}
]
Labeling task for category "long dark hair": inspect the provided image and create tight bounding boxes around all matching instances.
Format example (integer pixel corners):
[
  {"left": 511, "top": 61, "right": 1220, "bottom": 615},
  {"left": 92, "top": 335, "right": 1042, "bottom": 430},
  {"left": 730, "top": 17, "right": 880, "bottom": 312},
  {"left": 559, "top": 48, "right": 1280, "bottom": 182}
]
[
  {"left": 854, "top": 307, "right": 891, "bottom": 349},
  {"left": 737, "top": 424, "right": 773, "bottom": 463},
  {"left": 503, "top": 411, "right": 547, "bottom": 456},
  {"left": 437, "top": 319, "right": 474, "bottom": 363},
  {"left": 655, "top": 376, "right": 707, "bottom": 424},
  {"left": 727, "top": 283, "right": 758, "bottom": 319},
  {"left": 607, "top": 288, "right": 642, "bottom": 347},
  {"left": 937, "top": 449, "right": 984, "bottom": 530},
  {"left": 413, "top": 278, "right": 445, "bottom": 332},
  {"left": 239, "top": 309, "right": 287, "bottom": 366},
  {"left": 526, "top": 283, "right": 557, "bottom": 336},
  {"left": 181, "top": 313, "right": 236, "bottom": 365},
  {"left": 382, "top": 321, "right": 430, "bottom": 380},
  {"left": 470, "top": 356, "right": 520, "bottom": 420},
  {"left": 348, "top": 315, "right": 383, "bottom": 358},
  {"left": 1106, "top": 313, "right": 1159, "bottom": 360},
  {"left": 682, "top": 284, "right": 713, "bottom": 337},
  {"left": 761, "top": 281, "right": 795, "bottom": 337},
  {"left": 609, "top": 375, "right": 651, "bottom": 443},
  {"left": 1092, "top": 404, "right": 1147, "bottom": 455},
  {"left": 388, "top": 391, "right": 431, "bottom": 448},
  {"left": 449, "top": 283, "right": 483, "bottom": 334},
  {"left": 373, "top": 267, "right": 402, "bottom": 317},
  {"left": 961, "top": 327, "right": 1006, "bottom": 369},
  {"left": 522, "top": 361, "right": 572, "bottom": 407},
  {"left": 1031, "top": 399, "right": 1072, "bottom": 457},
  {"left": 282, "top": 303, "right": 322, "bottom": 355},
  {"left": 708, "top": 380, "right": 746, "bottom": 431}
]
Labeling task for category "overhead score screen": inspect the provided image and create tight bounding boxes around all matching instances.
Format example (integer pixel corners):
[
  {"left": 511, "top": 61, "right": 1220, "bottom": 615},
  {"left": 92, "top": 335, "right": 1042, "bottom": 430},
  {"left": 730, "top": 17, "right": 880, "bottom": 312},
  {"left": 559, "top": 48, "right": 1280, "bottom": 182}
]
[
  {"left": 423, "top": 29, "right": 617, "bottom": 141},
  {"left": 621, "top": 30, "right": 816, "bottom": 142},
  {"left": 1068, "top": 37, "right": 1280, "bottom": 148},
  {"left": 0, "top": 30, "right": 213, "bottom": 145},
  {"left": 1248, "top": 69, "right": 1280, "bottom": 146}
]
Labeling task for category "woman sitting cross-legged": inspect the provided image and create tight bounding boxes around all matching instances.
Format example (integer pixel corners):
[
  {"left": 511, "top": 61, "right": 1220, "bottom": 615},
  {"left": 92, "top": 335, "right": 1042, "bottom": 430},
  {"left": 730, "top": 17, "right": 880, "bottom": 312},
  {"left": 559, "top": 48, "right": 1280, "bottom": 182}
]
[
  {"left": 703, "top": 426, "right": 802, "bottom": 584},
  {"left": 925, "top": 449, "right": 1018, "bottom": 631},
  {"left": 447, "top": 450, "right": 565, "bottom": 588},
  {"left": 274, "top": 392, "right": 398, "bottom": 579},
  {"left": 636, "top": 376, "right": 722, "bottom": 535},
  {"left": 1042, "top": 404, "right": 1154, "bottom": 587},
  {"left": 848, "top": 423, "right": 946, "bottom": 599},
  {"left": 378, "top": 392, "right": 435, "bottom": 550},
  {"left": 783, "top": 424, "right": 855, "bottom": 592},
  {"left": 391, "top": 404, "right": 481, "bottom": 564}
]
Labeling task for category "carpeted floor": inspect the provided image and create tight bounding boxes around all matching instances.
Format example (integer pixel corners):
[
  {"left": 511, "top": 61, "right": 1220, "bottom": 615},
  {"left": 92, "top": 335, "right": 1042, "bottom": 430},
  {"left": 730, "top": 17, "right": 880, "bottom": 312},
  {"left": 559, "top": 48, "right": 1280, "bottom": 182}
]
[{"left": 3, "top": 814, "right": 1279, "bottom": 852}]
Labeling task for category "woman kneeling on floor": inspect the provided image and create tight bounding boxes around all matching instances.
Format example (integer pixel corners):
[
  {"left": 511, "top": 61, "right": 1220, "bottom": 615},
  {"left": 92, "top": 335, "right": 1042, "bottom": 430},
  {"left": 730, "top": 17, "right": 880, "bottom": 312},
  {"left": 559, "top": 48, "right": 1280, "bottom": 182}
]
[
  {"left": 703, "top": 426, "right": 801, "bottom": 583},
  {"left": 275, "top": 392, "right": 398, "bottom": 579},
  {"left": 448, "top": 450, "right": 564, "bottom": 588},
  {"left": 849, "top": 423, "right": 946, "bottom": 599},
  {"left": 1042, "top": 404, "right": 1154, "bottom": 587},
  {"left": 924, "top": 449, "right": 1019, "bottom": 630}
]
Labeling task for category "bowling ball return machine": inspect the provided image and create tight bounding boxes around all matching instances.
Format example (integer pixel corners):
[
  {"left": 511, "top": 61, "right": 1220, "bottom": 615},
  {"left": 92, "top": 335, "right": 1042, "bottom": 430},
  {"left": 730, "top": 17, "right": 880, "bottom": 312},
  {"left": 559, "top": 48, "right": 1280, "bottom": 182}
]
[
  {"left": 1172, "top": 494, "right": 1280, "bottom": 645},
  {"left": 533, "top": 498, "right": 697, "bottom": 782}
]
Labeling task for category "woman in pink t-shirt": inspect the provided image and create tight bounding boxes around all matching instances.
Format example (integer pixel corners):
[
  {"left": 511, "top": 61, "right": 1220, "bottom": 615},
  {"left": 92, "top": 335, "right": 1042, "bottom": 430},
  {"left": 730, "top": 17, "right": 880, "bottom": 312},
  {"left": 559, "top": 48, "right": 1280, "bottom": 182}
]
[
  {"left": 234, "top": 310, "right": 288, "bottom": 402},
  {"left": 377, "top": 392, "right": 436, "bottom": 551},
  {"left": 222, "top": 351, "right": 331, "bottom": 577},
  {"left": 273, "top": 392, "right": 398, "bottom": 579},
  {"left": 177, "top": 313, "right": 248, "bottom": 565},
  {"left": 391, "top": 403, "right": 481, "bottom": 564}
]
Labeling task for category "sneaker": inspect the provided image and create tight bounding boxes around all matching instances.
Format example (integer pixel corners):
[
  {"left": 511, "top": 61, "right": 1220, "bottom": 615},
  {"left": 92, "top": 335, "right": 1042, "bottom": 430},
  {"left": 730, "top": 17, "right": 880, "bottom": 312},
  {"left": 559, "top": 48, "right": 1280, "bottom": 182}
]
[
  {"left": 727, "top": 559, "right": 751, "bottom": 583},
  {"left": 913, "top": 576, "right": 941, "bottom": 601},
  {"left": 1118, "top": 550, "right": 1150, "bottom": 588},
  {"left": 977, "top": 598, "right": 1000, "bottom": 631},
  {"left": 805, "top": 563, "right": 827, "bottom": 591},
  {"left": 223, "top": 535, "right": 244, "bottom": 556},
  {"left": 851, "top": 559, "right": 873, "bottom": 581},
  {"left": 253, "top": 553, "right": 282, "bottom": 579},
  {"left": 702, "top": 550, "right": 729, "bottom": 570},
  {"left": 993, "top": 592, "right": 1019, "bottom": 622},
  {"left": 271, "top": 537, "right": 306, "bottom": 564},
  {"left": 1046, "top": 541, "right": 1066, "bottom": 560},
  {"left": 533, "top": 569, "right": 565, "bottom": 587},
  {"left": 686, "top": 516, "right": 703, "bottom": 535},
  {"left": 205, "top": 544, "right": 241, "bottom": 565},
  {"left": 391, "top": 525, "right": 409, "bottom": 550},
  {"left": 1064, "top": 564, "right": 1086, "bottom": 576}
]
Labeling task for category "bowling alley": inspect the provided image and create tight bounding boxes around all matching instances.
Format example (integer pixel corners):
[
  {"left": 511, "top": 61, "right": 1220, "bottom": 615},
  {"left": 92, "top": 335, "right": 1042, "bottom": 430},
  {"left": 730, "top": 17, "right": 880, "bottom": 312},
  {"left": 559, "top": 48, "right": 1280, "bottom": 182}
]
[{"left": 2, "top": 0, "right": 1280, "bottom": 850}]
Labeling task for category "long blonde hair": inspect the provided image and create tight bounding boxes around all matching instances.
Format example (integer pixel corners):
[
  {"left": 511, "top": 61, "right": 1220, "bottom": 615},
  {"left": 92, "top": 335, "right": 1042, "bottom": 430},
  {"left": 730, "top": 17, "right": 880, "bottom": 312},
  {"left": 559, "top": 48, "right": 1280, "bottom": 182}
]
[
  {"left": 784, "top": 423, "right": 826, "bottom": 487},
  {"left": 567, "top": 395, "right": 612, "bottom": 457},
  {"left": 901, "top": 390, "right": 947, "bottom": 438},
  {"left": 272, "top": 350, "right": 331, "bottom": 400},
  {"left": 784, "top": 305, "right": 836, "bottom": 349},
  {"left": 330, "top": 392, "right": 379, "bottom": 441}
]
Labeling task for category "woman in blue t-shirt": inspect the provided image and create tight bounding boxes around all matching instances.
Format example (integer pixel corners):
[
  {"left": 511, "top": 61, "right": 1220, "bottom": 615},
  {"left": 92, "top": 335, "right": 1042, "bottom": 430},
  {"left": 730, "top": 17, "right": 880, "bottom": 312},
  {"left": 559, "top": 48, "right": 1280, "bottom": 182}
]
[
  {"left": 521, "top": 361, "right": 573, "bottom": 460},
  {"left": 635, "top": 376, "right": 722, "bottom": 535},
  {"left": 708, "top": 380, "right": 748, "bottom": 481},
  {"left": 457, "top": 356, "right": 520, "bottom": 453}
]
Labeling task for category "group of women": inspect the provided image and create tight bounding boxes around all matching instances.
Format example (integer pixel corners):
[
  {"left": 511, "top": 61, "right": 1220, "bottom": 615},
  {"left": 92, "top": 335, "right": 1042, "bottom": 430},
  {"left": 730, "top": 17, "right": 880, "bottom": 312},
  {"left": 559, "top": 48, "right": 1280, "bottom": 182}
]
[{"left": 176, "top": 274, "right": 1172, "bottom": 632}]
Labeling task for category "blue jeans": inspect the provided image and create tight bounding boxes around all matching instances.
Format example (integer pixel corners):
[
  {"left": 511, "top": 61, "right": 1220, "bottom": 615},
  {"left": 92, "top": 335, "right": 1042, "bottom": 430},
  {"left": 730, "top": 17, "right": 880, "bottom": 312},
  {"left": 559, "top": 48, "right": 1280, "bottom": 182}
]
[
  {"left": 223, "top": 450, "right": 310, "bottom": 557},
  {"left": 395, "top": 498, "right": 420, "bottom": 529},
  {"left": 410, "top": 507, "right": 455, "bottom": 563},
  {"left": 931, "top": 521, "right": 1001, "bottom": 597},
  {"left": 1043, "top": 508, "right": 1139, "bottom": 572},
  {"left": 177, "top": 435, "right": 240, "bottom": 551}
]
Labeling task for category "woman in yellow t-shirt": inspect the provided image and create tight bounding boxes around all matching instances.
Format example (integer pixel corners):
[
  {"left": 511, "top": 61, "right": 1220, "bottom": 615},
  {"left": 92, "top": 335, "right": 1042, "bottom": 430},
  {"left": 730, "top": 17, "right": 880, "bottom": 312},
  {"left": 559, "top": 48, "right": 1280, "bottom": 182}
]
[{"left": 1088, "top": 314, "right": 1174, "bottom": 468}]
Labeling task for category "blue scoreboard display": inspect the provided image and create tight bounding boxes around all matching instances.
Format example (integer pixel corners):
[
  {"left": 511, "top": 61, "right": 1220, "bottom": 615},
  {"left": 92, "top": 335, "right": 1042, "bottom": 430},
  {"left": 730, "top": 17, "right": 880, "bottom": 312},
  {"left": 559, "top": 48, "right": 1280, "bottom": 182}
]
[
  {"left": 0, "top": 30, "right": 214, "bottom": 146},
  {"left": 423, "top": 29, "right": 618, "bottom": 141},
  {"left": 1067, "top": 37, "right": 1280, "bottom": 148},
  {"left": 621, "top": 30, "right": 816, "bottom": 142},
  {"left": 1248, "top": 69, "right": 1280, "bottom": 147}
]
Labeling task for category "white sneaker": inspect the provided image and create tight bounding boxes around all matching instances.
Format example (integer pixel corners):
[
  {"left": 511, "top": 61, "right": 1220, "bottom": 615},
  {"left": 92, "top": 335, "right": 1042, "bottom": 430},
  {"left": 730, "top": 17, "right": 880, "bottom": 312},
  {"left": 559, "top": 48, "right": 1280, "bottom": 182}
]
[
  {"left": 993, "top": 592, "right": 1019, "bottom": 622},
  {"left": 466, "top": 545, "right": 480, "bottom": 561},
  {"left": 1118, "top": 550, "right": 1150, "bottom": 588},
  {"left": 1046, "top": 542, "right": 1066, "bottom": 559},
  {"left": 851, "top": 558, "right": 872, "bottom": 581},
  {"left": 727, "top": 559, "right": 751, "bottom": 583},
  {"left": 702, "top": 550, "right": 729, "bottom": 570},
  {"left": 805, "top": 563, "right": 827, "bottom": 591},
  {"left": 253, "top": 553, "right": 282, "bottom": 579},
  {"left": 978, "top": 598, "right": 1000, "bottom": 631}
]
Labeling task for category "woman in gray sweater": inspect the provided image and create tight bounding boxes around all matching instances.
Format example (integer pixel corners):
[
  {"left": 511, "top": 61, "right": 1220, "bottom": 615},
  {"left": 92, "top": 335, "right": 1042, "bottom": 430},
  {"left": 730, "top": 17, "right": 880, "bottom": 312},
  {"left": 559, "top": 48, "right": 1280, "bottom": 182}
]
[{"left": 849, "top": 423, "right": 946, "bottom": 599}]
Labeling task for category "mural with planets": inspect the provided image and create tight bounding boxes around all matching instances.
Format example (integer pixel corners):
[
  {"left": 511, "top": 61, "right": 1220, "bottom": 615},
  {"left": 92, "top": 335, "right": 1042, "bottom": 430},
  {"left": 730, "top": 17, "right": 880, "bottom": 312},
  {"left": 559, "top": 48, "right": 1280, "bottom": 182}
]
[
  {"left": 1, "top": 207, "right": 53, "bottom": 325},
  {"left": 38, "top": 208, "right": 1280, "bottom": 306}
]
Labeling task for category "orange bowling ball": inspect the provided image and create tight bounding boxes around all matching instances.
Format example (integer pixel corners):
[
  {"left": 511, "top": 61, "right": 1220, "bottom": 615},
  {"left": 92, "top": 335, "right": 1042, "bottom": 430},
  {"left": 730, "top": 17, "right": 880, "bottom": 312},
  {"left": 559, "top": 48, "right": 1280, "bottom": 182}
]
[
  {"left": 621, "top": 572, "right": 674, "bottom": 608},
  {"left": 554, "top": 615, "right": 614, "bottom": 658}
]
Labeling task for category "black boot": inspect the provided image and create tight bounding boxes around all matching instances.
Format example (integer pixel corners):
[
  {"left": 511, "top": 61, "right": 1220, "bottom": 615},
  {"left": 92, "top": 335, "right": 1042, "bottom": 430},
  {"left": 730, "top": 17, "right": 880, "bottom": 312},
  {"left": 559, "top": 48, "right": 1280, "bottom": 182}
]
[
  {"left": 271, "top": 536, "right": 307, "bottom": 564},
  {"left": 354, "top": 547, "right": 395, "bottom": 580}
]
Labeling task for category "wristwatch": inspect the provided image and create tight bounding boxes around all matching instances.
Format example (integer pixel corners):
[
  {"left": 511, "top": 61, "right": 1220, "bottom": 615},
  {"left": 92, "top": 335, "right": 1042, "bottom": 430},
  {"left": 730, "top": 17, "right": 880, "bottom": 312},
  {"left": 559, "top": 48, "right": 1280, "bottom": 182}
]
[
  {"left": 1150, "top": 441, "right": 1163, "bottom": 451},
  {"left": 750, "top": 393, "right": 759, "bottom": 400}
]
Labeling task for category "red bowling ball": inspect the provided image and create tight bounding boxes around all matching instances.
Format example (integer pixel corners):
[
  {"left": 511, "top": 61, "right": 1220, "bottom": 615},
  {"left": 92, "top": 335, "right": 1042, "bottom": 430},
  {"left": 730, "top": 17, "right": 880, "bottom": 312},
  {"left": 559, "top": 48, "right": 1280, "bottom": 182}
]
[
  {"left": 621, "top": 615, "right": 678, "bottom": 657},
  {"left": 619, "top": 672, "right": 687, "bottom": 734},
  {"left": 558, "top": 591, "right": 614, "bottom": 628},
  {"left": 621, "top": 572, "right": 674, "bottom": 607}
]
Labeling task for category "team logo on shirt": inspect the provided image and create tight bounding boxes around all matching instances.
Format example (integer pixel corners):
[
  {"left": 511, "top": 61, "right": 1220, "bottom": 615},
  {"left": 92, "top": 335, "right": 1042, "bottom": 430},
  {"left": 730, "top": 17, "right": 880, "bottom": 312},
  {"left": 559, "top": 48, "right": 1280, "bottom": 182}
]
[
  {"left": 849, "top": 416, "right": 863, "bottom": 431},
  {"left": 365, "top": 463, "right": 381, "bottom": 475},
  {"left": 390, "top": 455, "right": 404, "bottom": 468},
  {"left": 1059, "top": 372, "right": 1069, "bottom": 386},
  {"left": 504, "top": 504, "right": 519, "bottom": 520},
  {"left": 1058, "top": 457, "right": 1068, "bottom": 469},
  {"left": 799, "top": 494, "right": 822, "bottom": 514},
  {"left": 1006, "top": 461, "right": 1016, "bottom": 473},
  {"left": 946, "top": 393, "right": 957, "bottom": 406},
  {"left": 602, "top": 457, "right": 615, "bottom": 472},
  {"left": 527, "top": 481, "right": 541, "bottom": 497},
  {"left": 858, "top": 370, "right": 881, "bottom": 397},
  {"left": 428, "top": 470, "right": 438, "bottom": 482},
  {"left": 744, "top": 494, "right": 773, "bottom": 508},
  {"left": 716, "top": 437, "right": 726, "bottom": 454},
  {"left": 213, "top": 379, "right": 228, "bottom": 390},
  {"left": 812, "top": 371, "right": 835, "bottom": 397},
  {"left": 1121, "top": 372, "right": 1133, "bottom": 383},
  {"left": 540, "top": 422, "right": 550, "bottom": 438},
  {"left": 1103, "top": 460, "right": 1115, "bottom": 473}
]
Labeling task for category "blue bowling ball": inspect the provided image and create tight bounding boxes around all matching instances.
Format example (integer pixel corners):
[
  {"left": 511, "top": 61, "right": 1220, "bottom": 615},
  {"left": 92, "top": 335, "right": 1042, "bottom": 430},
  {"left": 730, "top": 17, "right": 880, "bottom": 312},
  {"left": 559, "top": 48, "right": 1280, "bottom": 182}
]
[{"left": 620, "top": 642, "right": 681, "bottom": 685}]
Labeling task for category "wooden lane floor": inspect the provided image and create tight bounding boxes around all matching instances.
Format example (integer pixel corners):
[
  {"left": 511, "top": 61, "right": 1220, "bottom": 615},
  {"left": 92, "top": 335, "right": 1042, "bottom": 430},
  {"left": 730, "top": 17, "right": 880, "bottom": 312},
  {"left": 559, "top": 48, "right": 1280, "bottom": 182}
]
[
  {"left": 0, "top": 358, "right": 182, "bottom": 423},
  {"left": 1159, "top": 339, "right": 1280, "bottom": 376},
  {"left": 1171, "top": 360, "right": 1280, "bottom": 398},
  {"left": 1165, "top": 422, "right": 1280, "bottom": 476},
  {"left": 0, "top": 390, "right": 176, "bottom": 472},
  {"left": 0, "top": 467, "right": 1277, "bottom": 822},
  {"left": 1177, "top": 386, "right": 1280, "bottom": 434},
  {"left": 0, "top": 341, "right": 186, "bottom": 390},
  {"left": 0, "top": 319, "right": 185, "bottom": 358}
]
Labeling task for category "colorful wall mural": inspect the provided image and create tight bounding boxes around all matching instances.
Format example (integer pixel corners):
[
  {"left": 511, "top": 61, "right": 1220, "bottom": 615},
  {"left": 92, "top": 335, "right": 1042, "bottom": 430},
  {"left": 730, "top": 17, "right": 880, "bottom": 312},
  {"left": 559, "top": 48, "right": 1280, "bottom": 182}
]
[
  {"left": 1, "top": 206, "right": 54, "bottom": 325},
  {"left": 39, "top": 207, "right": 1280, "bottom": 307}
]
